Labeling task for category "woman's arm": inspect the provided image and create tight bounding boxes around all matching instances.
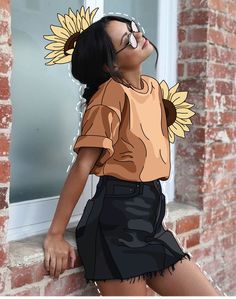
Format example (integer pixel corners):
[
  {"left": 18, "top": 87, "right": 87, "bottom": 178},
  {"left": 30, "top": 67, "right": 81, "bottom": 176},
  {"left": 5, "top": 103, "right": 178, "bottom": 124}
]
[{"left": 47, "top": 147, "right": 103, "bottom": 237}]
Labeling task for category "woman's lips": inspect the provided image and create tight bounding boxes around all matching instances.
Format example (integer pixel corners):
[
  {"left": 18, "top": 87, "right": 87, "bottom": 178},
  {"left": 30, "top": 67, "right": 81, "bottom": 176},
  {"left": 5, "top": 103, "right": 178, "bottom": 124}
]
[{"left": 142, "top": 38, "right": 149, "bottom": 49}]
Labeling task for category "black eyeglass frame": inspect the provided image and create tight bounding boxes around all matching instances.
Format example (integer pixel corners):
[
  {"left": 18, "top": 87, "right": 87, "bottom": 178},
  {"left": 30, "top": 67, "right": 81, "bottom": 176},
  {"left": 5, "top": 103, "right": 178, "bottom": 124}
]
[{"left": 115, "top": 21, "right": 140, "bottom": 54}]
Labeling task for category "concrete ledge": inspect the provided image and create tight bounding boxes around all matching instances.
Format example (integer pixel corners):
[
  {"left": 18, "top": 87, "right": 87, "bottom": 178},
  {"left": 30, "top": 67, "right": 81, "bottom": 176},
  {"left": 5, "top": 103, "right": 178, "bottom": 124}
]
[{"left": 9, "top": 201, "right": 200, "bottom": 268}]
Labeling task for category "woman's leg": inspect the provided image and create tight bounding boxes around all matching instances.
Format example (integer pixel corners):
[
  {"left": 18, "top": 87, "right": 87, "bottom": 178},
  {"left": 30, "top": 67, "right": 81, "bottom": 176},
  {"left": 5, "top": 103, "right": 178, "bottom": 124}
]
[
  {"left": 94, "top": 277, "right": 147, "bottom": 296},
  {"left": 145, "top": 258, "right": 223, "bottom": 296}
]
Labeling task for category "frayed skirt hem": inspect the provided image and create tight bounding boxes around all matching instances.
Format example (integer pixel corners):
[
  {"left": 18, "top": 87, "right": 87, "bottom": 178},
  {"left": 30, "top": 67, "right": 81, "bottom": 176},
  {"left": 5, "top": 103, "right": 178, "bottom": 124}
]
[{"left": 85, "top": 252, "right": 191, "bottom": 284}]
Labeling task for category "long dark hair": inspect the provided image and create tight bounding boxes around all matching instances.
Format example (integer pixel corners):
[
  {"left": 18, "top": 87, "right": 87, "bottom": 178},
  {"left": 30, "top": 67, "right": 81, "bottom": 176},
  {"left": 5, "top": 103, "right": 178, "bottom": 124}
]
[{"left": 71, "top": 15, "right": 159, "bottom": 107}]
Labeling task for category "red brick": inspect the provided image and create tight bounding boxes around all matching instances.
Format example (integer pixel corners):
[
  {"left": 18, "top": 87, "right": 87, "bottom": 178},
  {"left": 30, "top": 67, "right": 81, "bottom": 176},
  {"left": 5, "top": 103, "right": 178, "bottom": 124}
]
[
  {"left": 176, "top": 215, "right": 200, "bottom": 234},
  {"left": 215, "top": 81, "right": 233, "bottom": 95},
  {"left": 0, "top": 133, "right": 9, "bottom": 156},
  {"left": 187, "top": 28, "right": 207, "bottom": 42},
  {"left": 179, "top": 45, "right": 207, "bottom": 60},
  {"left": 0, "top": 104, "right": 12, "bottom": 128},
  {"left": 177, "top": 63, "right": 184, "bottom": 77},
  {"left": 208, "top": 0, "right": 228, "bottom": 13},
  {"left": 220, "top": 234, "right": 234, "bottom": 250},
  {"left": 44, "top": 272, "right": 86, "bottom": 296},
  {"left": 0, "top": 21, "right": 8, "bottom": 42},
  {"left": 0, "top": 77, "right": 10, "bottom": 99},
  {"left": 0, "top": 0, "right": 10, "bottom": 11},
  {"left": 0, "top": 243, "right": 8, "bottom": 267},
  {"left": 178, "top": 28, "right": 186, "bottom": 42},
  {"left": 224, "top": 158, "right": 236, "bottom": 172},
  {"left": 208, "top": 28, "right": 225, "bottom": 46},
  {"left": 179, "top": 10, "right": 209, "bottom": 26},
  {"left": 11, "top": 263, "right": 47, "bottom": 289},
  {"left": 227, "top": 33, "right": 236, "bottom": 49},
  {"left": 0, "top": 51, "right": 13, "bottom": 73},
  {"left": 178, "top": 78, "right": 206, "bottom": 93},
  {"left": 208, "top": 63, "right": 229, "bottom": 78},
  {"left": 228, "top": 1, "right": 236, "bottom": 15},
  {"left": 190, "top": 246, "right": 212, "bottom": 260},
  {"left": 0, "top": 215, "right": 8, "bottom": 233},
  {"left": 189, "top": 0, "right": 208, "bottom": 9},
  {"left": 0, "top": 187, "right": 8, "bottom": 209},
  {"left": 186, "top": 232, "right": 200, "bottom": 248},
  {"left": 0, "top": 160, "right": 10, "bottom": 183},
  {"left": 187, "top": 62, "right": 206, "bottom": 77}
]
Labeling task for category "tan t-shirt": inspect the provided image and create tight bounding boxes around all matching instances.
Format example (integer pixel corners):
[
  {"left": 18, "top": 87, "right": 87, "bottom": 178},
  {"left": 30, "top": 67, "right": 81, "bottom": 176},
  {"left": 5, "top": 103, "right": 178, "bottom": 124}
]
[{"left": 73, "top": 74, "right": 170, "bottom": 182}]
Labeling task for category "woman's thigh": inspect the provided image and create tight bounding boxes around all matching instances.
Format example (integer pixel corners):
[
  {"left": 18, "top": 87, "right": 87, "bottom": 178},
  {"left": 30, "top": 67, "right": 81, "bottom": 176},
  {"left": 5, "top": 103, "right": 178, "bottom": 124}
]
[
  {"left": 95, "top": 277, "right": 147, "bottom": 296},
  {"left": 146, "top": 258, "right": 222, "bottom": 296}
]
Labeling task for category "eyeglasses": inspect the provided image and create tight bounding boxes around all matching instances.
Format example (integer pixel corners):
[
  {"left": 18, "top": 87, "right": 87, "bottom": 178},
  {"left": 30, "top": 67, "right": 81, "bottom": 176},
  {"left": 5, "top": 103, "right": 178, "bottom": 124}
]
[{"left": 115, "top": 21, "right": 140, "bottom": 54}]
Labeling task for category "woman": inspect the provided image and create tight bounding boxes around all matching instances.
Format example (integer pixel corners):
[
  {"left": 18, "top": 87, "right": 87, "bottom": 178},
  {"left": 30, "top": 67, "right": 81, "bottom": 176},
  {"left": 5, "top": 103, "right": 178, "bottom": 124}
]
[{"left": 43, "top": 14, "right": 221, "bottom": 296}]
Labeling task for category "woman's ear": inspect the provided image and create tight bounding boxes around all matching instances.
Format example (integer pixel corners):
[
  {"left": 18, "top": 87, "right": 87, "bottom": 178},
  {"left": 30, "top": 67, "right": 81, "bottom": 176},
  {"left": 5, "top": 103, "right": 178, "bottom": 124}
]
[
  {"left": 103, "top": 64, "right": 110, "bottom": 73},
  {"left": 103, "top": 64, "right": 119, "bottom": 73}
]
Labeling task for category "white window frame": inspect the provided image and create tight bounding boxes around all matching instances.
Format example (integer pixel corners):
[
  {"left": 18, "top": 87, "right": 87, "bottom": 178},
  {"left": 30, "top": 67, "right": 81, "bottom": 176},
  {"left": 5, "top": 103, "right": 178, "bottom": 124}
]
[{"left": 8, "top": 0, "right": 178, "bottom": 242}]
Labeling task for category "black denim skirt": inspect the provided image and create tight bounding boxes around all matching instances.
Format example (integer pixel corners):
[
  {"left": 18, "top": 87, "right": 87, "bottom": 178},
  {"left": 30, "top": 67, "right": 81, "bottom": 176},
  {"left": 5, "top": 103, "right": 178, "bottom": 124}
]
[{"left": 75, "top": 175, "right": 191, "bottom": 284}]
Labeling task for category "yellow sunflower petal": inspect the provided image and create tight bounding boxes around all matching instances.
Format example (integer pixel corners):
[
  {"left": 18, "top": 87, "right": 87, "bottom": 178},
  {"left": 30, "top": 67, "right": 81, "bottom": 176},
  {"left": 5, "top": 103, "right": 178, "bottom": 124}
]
[
  {"left": 68, "top": 8, "right": 77, "bottom": 26},
  {"left": 65, "top": 14, "right": 76, "bottom": 34},
  {"left": 50, "top": 25, "right": 70, "bottom": 39},
  {"left": 168, "top": 128, "right": 175, "bottom": 143},
  {"left": 80, "top": 5, "right": 86, "bottom": 18},
  {"left": 81, "top": 16, "right": 89, "bottom": 30},
  {"left": 76, "top": 11, "right": 82, "bottom": 32},
  {"left": 171, "top": 91, "right": 188, "bottom": 105},
  {"left": 169, "top": 82, "right": 179, "bottom": 100},
  {"left": 85, "top": 7, "right": 91, "bottom": 25},
  {"left": 159, "top": 80, "right": 169, "bottom": 100},
  {"left": 45, "top": 60, "right": 56, "bottom": 66},
  {"left": 66, "top": 49, "right": 74, "bottom": 55},
  {"left": 53, "top": 55, "right": 72, "bottom": 64},
  {"left": 44, "top": 50, "right": 64, "bottom": 59},
  {"left": 43, "top": 34, "right": 66, "bottom": 42},
  {"left": 45, "top": 42, "right": 65, "bottom": 51},
  {"left": 57, "top": 13, "right": 67, "bottom": 30},
  {"left": 170, "top": 122, "right": 185, "bottom": 138},
  {"left": 175, "top": 120, "right": 190, "bottom": 131},
  {"left": 90, "top": 7, "right": 99, "bottom": 23},
  {"left": 176, "top": 117, "right": 192, "bottom": 125},
  {"left": 176, "top": 108, "right": 195, "bottom": 119},
  {"left": 177, "top": 102, "right": 194, "bottom": 109},
  {"left": 51, "top": 53, "right": 65, "bottom": 62}
]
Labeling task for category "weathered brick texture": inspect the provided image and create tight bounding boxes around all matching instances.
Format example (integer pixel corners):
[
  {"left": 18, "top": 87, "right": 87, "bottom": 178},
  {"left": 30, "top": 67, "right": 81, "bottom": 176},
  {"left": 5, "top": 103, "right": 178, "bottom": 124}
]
[{"left": 177, "top": 0, "right": 236, "bottom": 295}]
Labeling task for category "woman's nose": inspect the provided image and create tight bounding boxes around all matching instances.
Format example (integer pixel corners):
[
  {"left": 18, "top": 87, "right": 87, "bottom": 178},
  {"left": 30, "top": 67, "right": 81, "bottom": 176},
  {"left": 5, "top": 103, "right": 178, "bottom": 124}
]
[{"left": 134, "top": 31, "right": 143, "bottom": 39}]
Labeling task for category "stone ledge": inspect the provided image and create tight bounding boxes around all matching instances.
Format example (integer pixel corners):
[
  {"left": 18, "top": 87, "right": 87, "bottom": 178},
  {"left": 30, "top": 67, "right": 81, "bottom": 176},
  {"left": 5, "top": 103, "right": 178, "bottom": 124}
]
[{"left": 9, "top": 201, "right": 200, "bottom": 268}]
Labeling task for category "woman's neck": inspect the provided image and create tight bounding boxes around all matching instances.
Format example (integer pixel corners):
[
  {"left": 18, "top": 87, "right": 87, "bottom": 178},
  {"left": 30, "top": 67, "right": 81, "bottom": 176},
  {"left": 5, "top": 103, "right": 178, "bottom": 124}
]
[{"left": 121, "top": 67, "right": 143, "bottom": 89}]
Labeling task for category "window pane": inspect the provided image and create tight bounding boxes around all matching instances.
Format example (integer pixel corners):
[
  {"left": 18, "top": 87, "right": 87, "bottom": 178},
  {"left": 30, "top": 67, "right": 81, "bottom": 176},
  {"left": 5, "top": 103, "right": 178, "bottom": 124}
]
[{"left": 10, "top": 0, "right": 83, "bottom": 203}]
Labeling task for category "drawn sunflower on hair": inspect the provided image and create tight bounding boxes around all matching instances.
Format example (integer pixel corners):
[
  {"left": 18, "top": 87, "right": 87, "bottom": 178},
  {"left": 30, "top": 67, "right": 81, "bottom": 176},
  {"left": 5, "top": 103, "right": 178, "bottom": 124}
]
[
  {"left": 160, "top": 80, "right": 195, "bottom": 144},
  {"left": 43, "top": 6, "right": 99, "bottom": 65}
]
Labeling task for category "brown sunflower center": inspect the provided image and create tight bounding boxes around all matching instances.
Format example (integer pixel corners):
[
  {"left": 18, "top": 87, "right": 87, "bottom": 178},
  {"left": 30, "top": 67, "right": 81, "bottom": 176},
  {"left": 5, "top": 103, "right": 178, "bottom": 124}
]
[
  {"left": 163, "top": 99, "right": 177, "bottom": 127},
  {"left": 64, "top": 32, "right": 80, "bottom": 55}
]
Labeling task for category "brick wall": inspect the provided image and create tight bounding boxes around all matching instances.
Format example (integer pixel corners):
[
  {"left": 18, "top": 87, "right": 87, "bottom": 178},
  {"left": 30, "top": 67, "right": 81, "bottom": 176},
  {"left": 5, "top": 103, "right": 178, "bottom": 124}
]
[
  {"left": 177, "top": 0, "right": 236, "bottom": 295},
  {"left": 0, "top": 0, "right": 12, "bottom": 294},
  {"left": 0, "top": 0, "right": 235, "bottom": 296}
]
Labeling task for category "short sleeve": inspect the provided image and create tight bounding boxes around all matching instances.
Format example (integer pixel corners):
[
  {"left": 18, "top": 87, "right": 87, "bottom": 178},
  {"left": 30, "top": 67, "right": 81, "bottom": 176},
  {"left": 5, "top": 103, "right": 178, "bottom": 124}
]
[{"left": 73, "top": 104, "right": 121, "bottom": 164}]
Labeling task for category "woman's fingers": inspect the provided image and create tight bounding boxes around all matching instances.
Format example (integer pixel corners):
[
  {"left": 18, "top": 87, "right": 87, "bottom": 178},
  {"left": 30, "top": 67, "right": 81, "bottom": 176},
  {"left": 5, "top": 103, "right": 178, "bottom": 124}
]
[
  {"left": 44, "top": 251, "right": 51, "bottom": 272},
  {"left": 61, "top": 255, "right": 68, "bottom": 273},
  {"left": 49, "top": 254, "right": 57, "bottom": 277},
  {"left": 69, "top": 246, "right": 76, "bottom": 268},
  {"left": 54, "top": 257, "right": 63, "bottom": 278}
]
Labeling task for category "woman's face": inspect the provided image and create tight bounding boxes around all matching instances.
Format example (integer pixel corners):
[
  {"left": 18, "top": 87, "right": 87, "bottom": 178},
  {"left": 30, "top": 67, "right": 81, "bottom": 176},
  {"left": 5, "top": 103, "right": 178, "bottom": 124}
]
[{"left": 105, "top": 20, "right": 154, "bottom": 71}]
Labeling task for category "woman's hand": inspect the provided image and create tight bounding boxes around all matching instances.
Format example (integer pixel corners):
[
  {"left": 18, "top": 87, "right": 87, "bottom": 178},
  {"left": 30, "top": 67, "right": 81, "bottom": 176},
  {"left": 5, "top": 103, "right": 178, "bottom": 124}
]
[{"left": 43, "top": 233, "right": 76, "bottom": 279}]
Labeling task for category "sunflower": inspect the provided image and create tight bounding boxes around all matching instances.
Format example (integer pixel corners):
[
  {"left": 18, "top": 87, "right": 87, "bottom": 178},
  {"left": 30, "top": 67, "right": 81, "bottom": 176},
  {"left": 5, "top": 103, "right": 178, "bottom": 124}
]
[
  {"left": 159, "top": 80, "right": 195, "bottom": 144},
  {"left": 43, "top": 6, "right": 99, "bottom": 66}
]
